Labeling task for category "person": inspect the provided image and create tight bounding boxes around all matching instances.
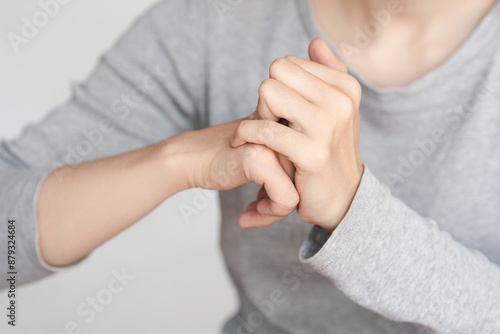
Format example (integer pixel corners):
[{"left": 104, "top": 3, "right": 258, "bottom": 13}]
[{"left": 1, "top": 0, "right": 499, "bottom": 332}]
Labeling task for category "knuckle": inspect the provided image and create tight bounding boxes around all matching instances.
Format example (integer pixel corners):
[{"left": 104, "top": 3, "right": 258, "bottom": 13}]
[
  {"left": 275, "top": 196, "right": 298, "bottom": 213},
  {"left": 305, "top": 146, "right": 329, "bottom": 171},
  {"left": 260, "top": 120, "right": 277, "bottom": 142},
  {"left": 344, "top": 75, "right": 362, "bottom": 99},
  {"left": 269, "top": 57, "right": 288, "bottom": 78},
  {"left": 315, "top": 146, "right": 330, "bottom": 165},
  {"left": 258, "top": 78, "right": 275, "bottom": 99},
  {"left": 337, "top": 92, "right": 355, "bottom": 110},
  {"left": 332, "top": 93, "right": 356, "bottom": 121}
]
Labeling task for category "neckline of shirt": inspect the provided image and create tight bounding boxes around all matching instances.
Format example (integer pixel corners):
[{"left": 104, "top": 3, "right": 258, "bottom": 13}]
[{"left": 295, "top": 0, "right": 500, "bottom": 109}]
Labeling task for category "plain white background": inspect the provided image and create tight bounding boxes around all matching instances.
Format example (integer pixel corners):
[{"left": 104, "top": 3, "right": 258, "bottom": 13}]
[{"left": 0, "top": 0, "right": 238, "bottom": 333}]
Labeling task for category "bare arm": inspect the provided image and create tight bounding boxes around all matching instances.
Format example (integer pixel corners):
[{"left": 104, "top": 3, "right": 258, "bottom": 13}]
[
  {"left": 37, "top": 118, "right": 299, "bottom": 267},
  {"left": 0, "top": 1, "right": 211, "bottom": 288},
  {"left": 37, "top": 139, "right": 183, "bottom": 267}
]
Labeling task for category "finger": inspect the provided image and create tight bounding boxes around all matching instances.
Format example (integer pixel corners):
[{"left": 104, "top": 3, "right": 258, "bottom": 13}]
[
  {"left": 239, "top": 202, "right": 284, "bottom": 229},
  {"left": 232, "top": 120, "right": 310, "bottom": 167},
  {"left": 244, "top": 145, "right": 299, "bottom": 217},
  {"left": 256, "top": 195, "right": 299, "bottom": 217},
  {"left": 256, "top": 78, "right": 319, "bottom": 134},
  {"left": 279, "top": 154, "right": 295, "bottom": 182},
  {"left": 247, "top": 200, "right": 258, "bottom": 211},
  {"left": 308, "top": 37, "right": 348, "bottom": 73},
  {"left": 255, "top": 95, "right": 275, "bottom": 121},
  {"left": 269, "top": 57, "right": 333, "bottom": 107},
  {"left": 255, "top": 177, "right": 300, "bottom": 217},
  {"left": 255, "top": 187, "right": 298, "bottom": 218},
  {"left": 283, "top": 56, "right": 361, "bottom": 100}
]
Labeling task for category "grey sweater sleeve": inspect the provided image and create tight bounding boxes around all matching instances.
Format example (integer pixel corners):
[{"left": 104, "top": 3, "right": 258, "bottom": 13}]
[
  {"left": 299, "top": 166, "right": 500, "bottom": 334},
  {"left": 0, "top": 0, "right": 206, "bottom": 289}
]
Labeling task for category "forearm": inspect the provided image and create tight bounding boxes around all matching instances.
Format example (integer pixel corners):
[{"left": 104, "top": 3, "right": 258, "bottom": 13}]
[
  {"left": 37, "top": 139, "right": 186, "bottom": 267},
  {"left": 36, "top": 114, "right": 300, "bottom": 267},
  {"left": 300, "top": 167, "right": 500, "bottom": 332}
]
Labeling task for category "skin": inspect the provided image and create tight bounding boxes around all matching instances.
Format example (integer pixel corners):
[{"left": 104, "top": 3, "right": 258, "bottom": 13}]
[
  {"left": 233, "top": 39, "right": 363, "bottom": 233},
  {"left": 38, "top": 0, "right": 497, "bottom": 266},
  {"left": 310, "top": 0, "right": 498, "bottom": 87},
  {"left": 38, "top": 120, "right": 299, "bottom": 266}
]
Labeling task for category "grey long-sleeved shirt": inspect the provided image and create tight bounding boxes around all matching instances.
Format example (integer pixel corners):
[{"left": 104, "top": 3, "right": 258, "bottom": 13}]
[{"left": 1, "top": 0, "right": 499, "bottom": 333}]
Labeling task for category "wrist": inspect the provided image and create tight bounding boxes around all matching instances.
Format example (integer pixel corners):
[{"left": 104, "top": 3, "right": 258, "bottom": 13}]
[
  {"left": 157, "top": 135, "right": 194, "bottom": 193},
  {"left": 317, "top": 164, "right": 365, "bottom": 233}
]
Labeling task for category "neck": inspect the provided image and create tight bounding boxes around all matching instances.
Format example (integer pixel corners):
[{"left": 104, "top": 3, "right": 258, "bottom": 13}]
[
  {"left": 334, "top": 0, "right": 449, "bottom": 24},
  {"left": 310, "top": 0, "right": 496, "bottom": 51},
  {"left": 309, "top": 0, "right": 497, "bottom": 88}
]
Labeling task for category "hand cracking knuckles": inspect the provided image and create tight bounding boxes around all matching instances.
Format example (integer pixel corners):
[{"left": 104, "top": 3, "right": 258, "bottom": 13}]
[{"left": 232, "top": 38, "right": 365, "bottom": 233}]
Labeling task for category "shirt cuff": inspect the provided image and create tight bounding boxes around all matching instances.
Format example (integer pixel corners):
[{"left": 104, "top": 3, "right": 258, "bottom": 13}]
[
  {"left": 299, "top": 165, "right": 382, "bottom": 273},
  {"left": 32, "top": 167, "right": 87, "bottom": 274}
]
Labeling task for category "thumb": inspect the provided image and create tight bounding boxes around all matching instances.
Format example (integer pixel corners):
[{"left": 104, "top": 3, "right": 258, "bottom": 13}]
[{"left": 308, "top": 37, "right": 348, "bottom": 73}]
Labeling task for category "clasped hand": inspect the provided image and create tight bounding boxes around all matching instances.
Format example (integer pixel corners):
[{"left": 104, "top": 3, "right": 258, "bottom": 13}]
[
  {"left": 175, "top": 38, "right": 363, "bottom": 233},
  {"left": 233, "top": 38, "right": 364, "bottom": 233}
]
